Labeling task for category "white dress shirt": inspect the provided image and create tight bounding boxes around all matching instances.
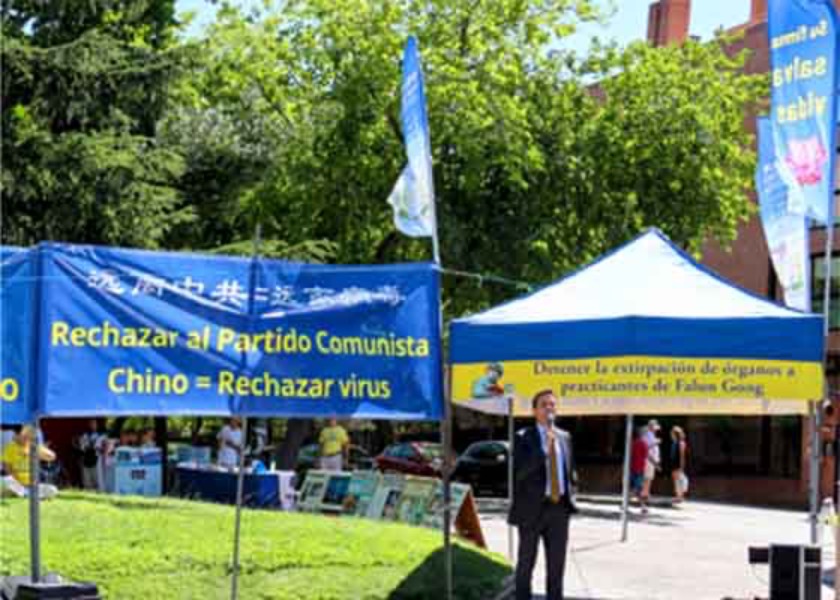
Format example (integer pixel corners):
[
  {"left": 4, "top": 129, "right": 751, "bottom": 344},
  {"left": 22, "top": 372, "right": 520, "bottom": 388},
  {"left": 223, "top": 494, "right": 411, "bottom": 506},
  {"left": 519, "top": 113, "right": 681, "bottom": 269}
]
[
  {"left": 217, "top": 426, "right": 243, "bottom": 468},
  {"left": 537, "top": 424, "right": 567, "bottom": 498}
]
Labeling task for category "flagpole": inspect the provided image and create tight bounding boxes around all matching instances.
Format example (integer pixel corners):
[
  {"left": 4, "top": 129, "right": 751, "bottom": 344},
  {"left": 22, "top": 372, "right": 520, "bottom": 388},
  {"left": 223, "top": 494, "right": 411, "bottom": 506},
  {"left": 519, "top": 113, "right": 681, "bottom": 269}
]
[
  {"left": 396, "top": 34, "right": 450, "bottom": 599},
  {"left": 815, "top": 214, "right": 835, "bottom": 544},
  {"left": 431, "top": 201, "right": 452, "bottom": 600}
]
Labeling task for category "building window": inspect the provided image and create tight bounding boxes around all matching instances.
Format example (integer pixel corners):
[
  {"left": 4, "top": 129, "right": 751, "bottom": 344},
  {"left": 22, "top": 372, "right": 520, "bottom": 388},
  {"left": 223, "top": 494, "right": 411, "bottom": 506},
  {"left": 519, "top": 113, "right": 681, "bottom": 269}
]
[{"left": 812, "top": 256, "right": 840, "bottom": 329}]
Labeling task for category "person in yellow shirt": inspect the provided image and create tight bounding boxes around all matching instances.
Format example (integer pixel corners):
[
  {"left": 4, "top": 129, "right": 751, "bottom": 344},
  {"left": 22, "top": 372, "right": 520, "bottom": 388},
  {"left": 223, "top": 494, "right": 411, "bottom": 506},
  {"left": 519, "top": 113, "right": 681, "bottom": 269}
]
[
  {"left": 318, "top": 418, "right": 349, "bottom": 471},
  {"left": 1, "top": 426, "right": 57, "bottom": 498}
]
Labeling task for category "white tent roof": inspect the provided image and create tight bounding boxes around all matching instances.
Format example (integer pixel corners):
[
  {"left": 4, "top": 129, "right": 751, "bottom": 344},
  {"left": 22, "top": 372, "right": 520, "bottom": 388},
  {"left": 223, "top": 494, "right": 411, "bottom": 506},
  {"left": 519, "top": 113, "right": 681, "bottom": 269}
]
[{"left": 462, "top": 229, "right": 807, "bottom": 325}]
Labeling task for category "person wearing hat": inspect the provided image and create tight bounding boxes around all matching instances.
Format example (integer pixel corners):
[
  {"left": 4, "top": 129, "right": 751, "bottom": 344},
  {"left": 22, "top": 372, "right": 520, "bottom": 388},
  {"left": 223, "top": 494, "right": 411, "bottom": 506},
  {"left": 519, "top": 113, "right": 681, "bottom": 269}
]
[
  {"left": 471, "top": 362, "right": 505, "bottom": 398},
  {"left": 217, "top": 417, "right": 244, "bottom": 470},
  {"left": 640, "top": 419, "right": 662, "bottom": 514}
]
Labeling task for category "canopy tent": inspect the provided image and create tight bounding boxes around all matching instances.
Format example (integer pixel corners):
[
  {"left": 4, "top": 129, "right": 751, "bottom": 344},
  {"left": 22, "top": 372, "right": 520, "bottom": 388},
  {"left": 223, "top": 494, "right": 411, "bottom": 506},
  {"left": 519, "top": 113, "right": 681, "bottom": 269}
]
[
  {"left": 448, "top": 228, "right": 825, "bottom": 548},
  {"left": 450, "top": 228, "right": 823, "bottom": 417}
]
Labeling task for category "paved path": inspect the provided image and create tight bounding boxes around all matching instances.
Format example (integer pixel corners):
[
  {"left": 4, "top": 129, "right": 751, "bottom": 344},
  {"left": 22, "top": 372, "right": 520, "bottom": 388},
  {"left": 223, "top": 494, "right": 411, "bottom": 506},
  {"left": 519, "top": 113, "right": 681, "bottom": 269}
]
[{"left": 479, "top": 496, "right": 837, "bottom": 600}]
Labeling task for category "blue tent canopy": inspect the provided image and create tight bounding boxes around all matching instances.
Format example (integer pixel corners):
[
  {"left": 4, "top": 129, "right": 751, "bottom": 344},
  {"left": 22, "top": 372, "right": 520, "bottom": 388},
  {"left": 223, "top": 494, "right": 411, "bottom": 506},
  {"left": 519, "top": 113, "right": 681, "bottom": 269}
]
[{"left": 450, "top": 229, "right": 824, "bottom": 416}]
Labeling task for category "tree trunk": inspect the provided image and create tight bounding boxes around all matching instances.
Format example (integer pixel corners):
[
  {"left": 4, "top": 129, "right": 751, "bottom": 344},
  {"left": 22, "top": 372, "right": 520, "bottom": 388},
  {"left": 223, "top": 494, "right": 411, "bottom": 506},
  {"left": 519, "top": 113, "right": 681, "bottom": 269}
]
[{"left": 274, "top": 419, "right": 313, "bottom": 470}]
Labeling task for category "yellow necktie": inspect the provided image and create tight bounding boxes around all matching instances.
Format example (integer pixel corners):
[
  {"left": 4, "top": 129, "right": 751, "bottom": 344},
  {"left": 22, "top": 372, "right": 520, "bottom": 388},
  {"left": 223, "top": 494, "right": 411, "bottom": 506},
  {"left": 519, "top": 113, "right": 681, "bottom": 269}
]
[{"left": 549, "top": 434, "right": 561, "bottom": 503}]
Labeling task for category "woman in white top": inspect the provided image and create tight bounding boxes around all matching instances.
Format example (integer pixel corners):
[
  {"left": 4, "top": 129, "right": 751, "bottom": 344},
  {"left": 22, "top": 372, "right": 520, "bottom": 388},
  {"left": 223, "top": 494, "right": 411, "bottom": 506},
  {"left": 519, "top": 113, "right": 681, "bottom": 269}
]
[{"left": 217, "top": 417, "right": 243, "bottom": 469}]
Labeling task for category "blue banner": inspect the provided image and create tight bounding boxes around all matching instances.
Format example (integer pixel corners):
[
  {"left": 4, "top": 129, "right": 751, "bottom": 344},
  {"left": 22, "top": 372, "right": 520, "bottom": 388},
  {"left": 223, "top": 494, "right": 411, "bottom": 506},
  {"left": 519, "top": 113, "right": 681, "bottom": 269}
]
[
  {"left": 1, "top": 247, "right": 36, "bottom": 424},
  {"left": 389, "top": 36, "right": 436, "bottom": 238},
  {"left": 768, "top": 0, "right": 839, "bottom": 225},
  {"left": 756, "top": 116, "right": 811, "bottom": 311},
  {"left": 31, "top": 244, "right": 442, "bottom": 420}
]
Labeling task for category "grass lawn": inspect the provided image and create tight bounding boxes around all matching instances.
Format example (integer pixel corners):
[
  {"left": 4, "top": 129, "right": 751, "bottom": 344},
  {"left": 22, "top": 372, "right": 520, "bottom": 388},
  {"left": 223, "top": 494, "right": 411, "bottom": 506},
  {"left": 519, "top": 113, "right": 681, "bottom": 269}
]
[{"left": 0, "top": 491, "right": 510, "bottom": 600}]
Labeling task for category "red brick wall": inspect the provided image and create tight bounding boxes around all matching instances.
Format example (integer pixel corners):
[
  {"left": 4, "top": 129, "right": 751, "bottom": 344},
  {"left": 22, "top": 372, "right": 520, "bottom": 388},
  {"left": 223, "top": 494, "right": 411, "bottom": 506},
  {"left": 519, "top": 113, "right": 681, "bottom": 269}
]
[{"left": 647, "top": 0, "right": 691, "bottom": 46}]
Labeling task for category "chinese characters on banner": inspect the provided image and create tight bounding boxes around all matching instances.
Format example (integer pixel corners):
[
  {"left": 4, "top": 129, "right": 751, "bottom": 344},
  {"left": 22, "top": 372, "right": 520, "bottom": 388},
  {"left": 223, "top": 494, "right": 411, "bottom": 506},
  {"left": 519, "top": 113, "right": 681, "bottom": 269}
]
[{"left": 2, "top": 244, "right": 443, "bottom": 421}]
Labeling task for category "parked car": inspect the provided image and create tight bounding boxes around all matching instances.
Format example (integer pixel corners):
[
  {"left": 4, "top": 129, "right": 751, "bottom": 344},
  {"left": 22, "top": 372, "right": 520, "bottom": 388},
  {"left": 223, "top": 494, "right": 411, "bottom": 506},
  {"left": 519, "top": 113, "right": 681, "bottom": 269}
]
[
  {"left": 375, "top": 442, "right": 444, "bottom": 477},
  {"left": 452, "top": 441, "right": 509, "bottom": 497},
  {"left": 295, "top": 443, "right": 374, "bottom": 485}
]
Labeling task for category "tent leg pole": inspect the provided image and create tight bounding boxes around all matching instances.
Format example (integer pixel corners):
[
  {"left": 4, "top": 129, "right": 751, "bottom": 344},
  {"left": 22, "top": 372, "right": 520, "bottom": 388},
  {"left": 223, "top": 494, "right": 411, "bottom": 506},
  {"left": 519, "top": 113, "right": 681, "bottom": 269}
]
[
  {"left": 230, "top": 416, "right": 249, "bottom": 600},
  {"left": 508, "top": 395, "right": 515, "bottom": 562},
  {"left": 621, "top": 415, "right": 633, "bottom": 543},
  {"left": 29, "top": 418, "right": 41, "bottom": 583},
  {"left": 443, "top": 383, "right": 453, "bottom": 600},
  {"left": 810, "top": 402, "right": 821, "bottom": 545},
  {"left": 814, "top": 211, "right": 835, "bottom": 545}
]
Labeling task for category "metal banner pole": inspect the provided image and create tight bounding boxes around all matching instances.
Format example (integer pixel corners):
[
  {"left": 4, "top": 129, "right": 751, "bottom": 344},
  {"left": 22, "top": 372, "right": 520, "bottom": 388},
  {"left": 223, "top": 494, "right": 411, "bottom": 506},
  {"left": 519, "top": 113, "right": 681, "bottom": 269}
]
[
  {"left": 28, "top": 419, "right": 41, "bottom": 583},
  {"left": 230, "top": 416, "right": 249, "bottom": 600},
  {"left": 814, "top": 222, "right": 836, "bottom": 543},
  {"left": 620, "top": 415, "right": 633, "bottom": 543},
  {"left": 507, "top": 395, "right": 515, "bottom": 562},
  {"left": 230, "top": 225, "right": 261, "bottom": 600},
  {"left": 442, "top": 367, "right": 453, "bottom": 600}
]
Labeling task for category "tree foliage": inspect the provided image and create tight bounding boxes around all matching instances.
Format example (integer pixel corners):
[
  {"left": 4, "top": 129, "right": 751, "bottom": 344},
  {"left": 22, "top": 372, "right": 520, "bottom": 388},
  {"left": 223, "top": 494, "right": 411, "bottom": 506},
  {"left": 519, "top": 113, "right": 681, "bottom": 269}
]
[
  {"left": 168, "top": 1, "right": 763, "bottom": 316},
  {"left": 2, "top": 0, "right": 764, "bottom": 308},
  {"left": 1, "top": 0, "right": 191, "bottom": 248}
]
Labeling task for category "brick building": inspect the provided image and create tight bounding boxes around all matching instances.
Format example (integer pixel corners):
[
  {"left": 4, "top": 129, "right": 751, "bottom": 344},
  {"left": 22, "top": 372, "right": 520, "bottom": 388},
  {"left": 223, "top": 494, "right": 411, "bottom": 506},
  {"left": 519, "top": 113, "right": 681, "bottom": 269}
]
[{"left": 570, "top": 0, "right": 840, "bottom": 507}]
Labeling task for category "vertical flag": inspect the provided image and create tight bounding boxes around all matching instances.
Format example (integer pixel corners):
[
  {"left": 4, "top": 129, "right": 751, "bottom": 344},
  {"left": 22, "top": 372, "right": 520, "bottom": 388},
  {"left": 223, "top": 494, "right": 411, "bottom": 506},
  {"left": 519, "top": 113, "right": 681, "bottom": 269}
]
[
  {"left": 388, "top": 36, "right": 436, "bottom": 238},
  {"left": 768, "top": 0, "right": 839, "bottom": 226},
  {"left": 756, "top": 117, "right": 811, "bottom": 311}
]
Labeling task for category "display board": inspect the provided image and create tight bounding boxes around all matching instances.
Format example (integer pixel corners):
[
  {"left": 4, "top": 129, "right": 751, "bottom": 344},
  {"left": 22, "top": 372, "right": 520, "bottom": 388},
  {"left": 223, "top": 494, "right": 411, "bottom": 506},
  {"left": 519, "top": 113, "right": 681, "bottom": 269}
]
[
  {"left": 297, "top": 470, "right": 486, "bottom": 547},
  {"left": 343, "top": 471, "right": 380, "bottom": 516},
  {"left": 395, "top": 476, "right": 439, "bottom": 526},
  {"left": 298, "top": 471, "right": 329, "bottom": 511}
]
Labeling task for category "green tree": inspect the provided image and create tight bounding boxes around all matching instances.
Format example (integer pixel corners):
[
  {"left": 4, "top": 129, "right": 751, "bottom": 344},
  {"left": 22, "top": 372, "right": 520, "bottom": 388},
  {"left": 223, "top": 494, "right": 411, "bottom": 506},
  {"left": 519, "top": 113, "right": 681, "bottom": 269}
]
[
  {"left": 171, "top": 1, "right": 762, "bottom": 317},
  {"left": 168, "top": 1, "right": 763, "bottom": 464},
  {"left": 1, "top": 0, "right": 193, "bottom": 248}
]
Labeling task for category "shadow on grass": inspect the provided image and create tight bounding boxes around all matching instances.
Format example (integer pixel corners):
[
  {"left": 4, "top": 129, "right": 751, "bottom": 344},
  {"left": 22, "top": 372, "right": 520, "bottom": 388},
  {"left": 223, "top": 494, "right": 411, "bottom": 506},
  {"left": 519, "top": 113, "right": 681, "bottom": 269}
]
[
  {"left": 388, "top": 544, "right": 512, "bottom": 600},
  {"left": 58, "top": 491, "right": 184, "bottom": 512}
]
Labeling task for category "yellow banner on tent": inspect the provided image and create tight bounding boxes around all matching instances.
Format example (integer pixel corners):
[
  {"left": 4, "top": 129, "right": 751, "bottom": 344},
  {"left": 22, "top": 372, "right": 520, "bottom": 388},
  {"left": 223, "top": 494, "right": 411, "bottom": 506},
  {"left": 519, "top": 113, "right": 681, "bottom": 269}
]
[{"left": 452, "top": 356, "right": 823, "bottom": 416}]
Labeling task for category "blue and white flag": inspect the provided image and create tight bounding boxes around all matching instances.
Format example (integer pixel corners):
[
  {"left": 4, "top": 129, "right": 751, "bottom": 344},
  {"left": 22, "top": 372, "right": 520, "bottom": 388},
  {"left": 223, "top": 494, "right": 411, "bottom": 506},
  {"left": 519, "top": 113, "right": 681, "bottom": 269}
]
[
  {"left": 768, "top": 0, "right": 839, "bottom": 225},
  {"left": 756, "top": 116, "right": 811, "bottom": 311},
  {"left": 389, "top": 36, "right": 436, "bottom": 238}
]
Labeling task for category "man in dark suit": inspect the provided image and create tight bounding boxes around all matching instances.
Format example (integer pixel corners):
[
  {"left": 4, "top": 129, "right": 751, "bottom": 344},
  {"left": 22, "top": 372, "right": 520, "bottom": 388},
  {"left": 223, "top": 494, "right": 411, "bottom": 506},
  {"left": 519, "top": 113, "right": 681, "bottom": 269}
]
[{"left": 509, "top": 389, "right": 577, "bottom": 600}]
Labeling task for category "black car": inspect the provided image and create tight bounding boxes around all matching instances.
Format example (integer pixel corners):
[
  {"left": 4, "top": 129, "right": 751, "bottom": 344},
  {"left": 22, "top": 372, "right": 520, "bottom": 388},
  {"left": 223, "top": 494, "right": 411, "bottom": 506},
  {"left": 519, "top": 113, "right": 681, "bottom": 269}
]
[{"left": 452, "top": 440, "right": 509, "bottom": 497}]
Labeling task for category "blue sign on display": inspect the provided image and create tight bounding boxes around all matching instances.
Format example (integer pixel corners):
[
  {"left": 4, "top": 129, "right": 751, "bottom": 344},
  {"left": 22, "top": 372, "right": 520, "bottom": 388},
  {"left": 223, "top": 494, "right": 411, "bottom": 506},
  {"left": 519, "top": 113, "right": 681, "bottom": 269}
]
[
  {"left": 768, "top": 0, "right": 839, "bottom": 225},
  {"left": 1, "top": 247, "right": 36, "bottom": 424},
  {"left": 389, "top": 36, "right": 436, "bottom": 238},
  {"left": 28, "top": 244, "right": 442, "bottom": 420},
  {"left": 756, "top": 116, "right": 811, "bottom": 311}
]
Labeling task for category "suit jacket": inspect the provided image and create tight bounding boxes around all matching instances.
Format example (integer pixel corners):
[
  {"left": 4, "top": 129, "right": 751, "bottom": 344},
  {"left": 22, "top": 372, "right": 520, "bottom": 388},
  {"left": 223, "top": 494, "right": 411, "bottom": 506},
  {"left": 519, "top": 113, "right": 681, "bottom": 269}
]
[{"left": 508, "top": 425, "right": 577, "bottom": 527}]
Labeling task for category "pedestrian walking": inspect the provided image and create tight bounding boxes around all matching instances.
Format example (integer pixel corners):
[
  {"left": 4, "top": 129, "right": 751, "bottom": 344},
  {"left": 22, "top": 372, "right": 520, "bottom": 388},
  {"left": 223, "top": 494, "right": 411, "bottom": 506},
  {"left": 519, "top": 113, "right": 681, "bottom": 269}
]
[
  {"left": 641, "top": 419, "right": 661, "bottom": 513},
  {"left": 630, "top": 426, "right": 648, "bottom": 511},
  {"left": 670, "top": 425, "right": 689, "bottom": 503}
]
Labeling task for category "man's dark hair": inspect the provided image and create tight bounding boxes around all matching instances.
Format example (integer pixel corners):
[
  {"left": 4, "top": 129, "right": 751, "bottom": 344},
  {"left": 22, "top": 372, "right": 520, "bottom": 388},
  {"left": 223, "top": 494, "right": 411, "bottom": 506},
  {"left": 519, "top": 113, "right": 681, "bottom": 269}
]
[{"left": 532, "top": 389, "right": 556, "bottom": 409}]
